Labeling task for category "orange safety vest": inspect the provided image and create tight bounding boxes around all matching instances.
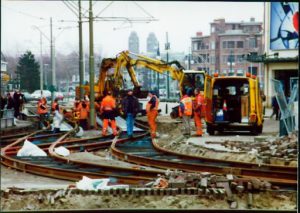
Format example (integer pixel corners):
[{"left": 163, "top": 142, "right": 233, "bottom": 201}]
[
  {"left": 37, "top": 100, "right": 48, "bottom": 114},
  {"left": 51, "top": 102, "right": 58, "bottom": 111},
  {"left": 180, "top": 96, "right": 193, "bottom": 116},
  {"left": 193, "top": 93, "right": 205, "bottom": 113},
  {"left": 146, "top": 95, "right": 159, "bottom": 113},
  {"left": 101, "top": 95, "right": 116, "bottom": 111},
  {"left": 78, "top": 102, "right": 90, "bottom": 119}
]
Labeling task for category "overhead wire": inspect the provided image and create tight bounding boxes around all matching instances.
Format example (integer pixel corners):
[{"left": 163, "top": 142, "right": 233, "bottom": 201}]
[{"left": 2, "top": 5, "right": 46, "bottom": 21}]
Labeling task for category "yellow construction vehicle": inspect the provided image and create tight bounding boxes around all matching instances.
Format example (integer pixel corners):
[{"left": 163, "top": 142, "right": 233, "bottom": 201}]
[
  {"left": 204, "top": 72, "right": 264, "bottom": 135},
  {"left": 76, "top": 50, "right": 206, "bottom": 100}
]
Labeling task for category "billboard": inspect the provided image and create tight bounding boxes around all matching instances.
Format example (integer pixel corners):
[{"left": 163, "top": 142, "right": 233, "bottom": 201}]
[{"left": 270, "top": 2, "right": 299, "bottom": 50}]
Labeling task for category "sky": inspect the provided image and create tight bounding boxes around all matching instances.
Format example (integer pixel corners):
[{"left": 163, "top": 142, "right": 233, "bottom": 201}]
[{"left": 1, "top": 1, "right": 264, "bottom": 58}]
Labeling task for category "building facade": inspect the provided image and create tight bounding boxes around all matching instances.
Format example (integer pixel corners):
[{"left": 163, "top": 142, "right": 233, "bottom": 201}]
[
  {"left": 261, "top": 2, "right": 298, "bottom": 106},
  {"left": 147, "top": 32, "right": 159, "bottom": 53},
  {"left": 191, "top": 18, "right": 263, "bottom": 78},
  {"left": 1, "top": 52, "right": 9, "bottom": 95},
  {"left": 128, "top": 31, "right": 140, "bottom": 54}
]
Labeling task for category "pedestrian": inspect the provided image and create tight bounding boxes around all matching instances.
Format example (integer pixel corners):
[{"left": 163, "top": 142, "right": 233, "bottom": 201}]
[
  {"left": 0, "top": 94, "right": 7, "bottom": 118},
  {"left": 146, "top": 91, "right": 159, "bottom": 138},
  {"left": 51, "top": 97, "right": 59, "bottom": 112},
  {"left": 270, "top": 96, "right": 279, "bottom": 120},
  {"left": 6, "top": 93, "right": 14, "bottom": 109},
  {"left": 13, "top": 90, "right": 21, "bottom": 118},
  {"left": 78, "top": 98, "right": 90, "bottom": 130},
  {"left": 37, "top": 97, "right": 49, "bottom": 129},
  {"left": 193, "top": 88, "right": 204, "bottom": 136},
  {"left": 179, "top": 89, "right": 193, "bottom": 137},
  {"left": 52, "top": 104, "right": 63, "bottom": 133},
  {"left": 100, "top": 91, "right": 118, "bottom": 136},
  {"left": 122, "top": 89, "right": 140, "bottom": 138}
]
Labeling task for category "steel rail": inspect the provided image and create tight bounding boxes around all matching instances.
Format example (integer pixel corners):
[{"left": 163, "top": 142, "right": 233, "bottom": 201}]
[
  {"left": 1, "top": 125, "right": 155, "bottom": 185},
  {"left": 151, "top": 139, "right": 297, "bottom": 174},
  {"left": 47, "top": 131, "right": 164, "bottom": 179},
  {"left": 110, "top": 136, "right": 296, "bottom": 186}
]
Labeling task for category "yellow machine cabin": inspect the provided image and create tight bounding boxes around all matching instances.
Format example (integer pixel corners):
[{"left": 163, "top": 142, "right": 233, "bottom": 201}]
[{"left": 204, "top": 72, "right": 264, "bottom": 135}]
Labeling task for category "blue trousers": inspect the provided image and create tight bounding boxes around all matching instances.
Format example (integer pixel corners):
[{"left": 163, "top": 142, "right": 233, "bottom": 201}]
[{"left": 126, "top": 113, "right": 134, "bottom": 136}]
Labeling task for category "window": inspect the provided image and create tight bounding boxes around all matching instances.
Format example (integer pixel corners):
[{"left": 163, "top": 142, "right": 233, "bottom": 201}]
[
  {"left": 223, "top": 55, "right": 228, "bottom": 63},
  {"left": 222, "top": 41, "right": 227, "bottom": 49},
  {"left": 237, "top": 41, "right": 244, "bottom": 48},
  {"left": 193, "top": 42, "right": 198, "bottom": 51},
  {"left": 249, "top": 38, "right": 257, "bottom": 48},
  {"left": 211, "top": 41, "right": 215, "bottom": 50},
  {"left": 227, "top": 41, "right": 235, "bottom": 48},
  {"left": 211, "top": 26, "right": 215, "bottom": 33},
  {"left": 210, "top": 56, "right": 215, "bottom": 64}
]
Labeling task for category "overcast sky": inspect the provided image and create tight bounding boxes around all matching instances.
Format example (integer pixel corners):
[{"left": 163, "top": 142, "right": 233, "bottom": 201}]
[{"left": 1, "top": 1, "right": 264, "bottom": 58}]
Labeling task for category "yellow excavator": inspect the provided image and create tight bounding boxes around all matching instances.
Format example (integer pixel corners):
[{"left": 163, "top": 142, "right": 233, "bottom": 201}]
[{"left": 76, "top": 50, "right": 205, "bottom": 100}]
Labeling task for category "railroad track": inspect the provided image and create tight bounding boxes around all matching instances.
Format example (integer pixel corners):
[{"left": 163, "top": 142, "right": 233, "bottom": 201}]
[
  {"left": 110, "top": 120, "right": 297, "bottom": 187},
  {"left": 1, "top": 124, "right": 163, "bottom": 185},
  {"left": 1, "top": 117, "right": 297, "bottom": 189}
]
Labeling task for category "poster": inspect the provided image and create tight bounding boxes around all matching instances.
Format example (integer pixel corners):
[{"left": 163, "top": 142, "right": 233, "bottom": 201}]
[{"left": 270, "top": 2, "right": 299, "bottom": 50}]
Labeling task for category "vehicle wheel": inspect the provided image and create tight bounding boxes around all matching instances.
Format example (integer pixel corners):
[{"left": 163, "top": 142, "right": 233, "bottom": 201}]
[{"left": 207, "top": 124, "right": 215, "bottom": 135}]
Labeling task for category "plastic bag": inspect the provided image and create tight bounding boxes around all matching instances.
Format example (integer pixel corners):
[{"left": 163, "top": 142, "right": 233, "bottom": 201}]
[{"left": 17, "top": 139, "right": 47, "bottom": 157}]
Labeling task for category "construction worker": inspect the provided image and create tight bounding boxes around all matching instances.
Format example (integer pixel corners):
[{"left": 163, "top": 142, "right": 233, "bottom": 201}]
[
  {"left": 73, "top": 98, "right": 81, "bottom": 121},
  {"left": 146, "top": 91, "right": 159, "bottom": 138},
  {"left": 100, "top": 91, "right": 117, "bottom": 136},
  {"left": 193, "top": 88, "right": 205, "bottom": 136},
  {"left": 37, "top": 97, "right": 49, "bottom": 129},
  {"left": 78, "top": 99, "right": 90, "bottom": 130},
  {"left": 52, "top": 104, "right": 63, "bottom": 133},
  {"left": 121, "top": 89, "right": 140, "bottom": 138},
  {"left": 51, "top": 98, "right": 59, "bottom": 112},
  {"left": 179, "top": 89, "right": 193, "bottom": 137}
]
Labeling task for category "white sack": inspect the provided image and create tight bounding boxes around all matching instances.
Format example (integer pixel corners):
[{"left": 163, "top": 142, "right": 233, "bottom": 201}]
[
  {"left": 75, "top": 126, "right": 84, "bottom": 137},
  {"left": 17, "top": 139, "right": 47, "bottom": 157}
]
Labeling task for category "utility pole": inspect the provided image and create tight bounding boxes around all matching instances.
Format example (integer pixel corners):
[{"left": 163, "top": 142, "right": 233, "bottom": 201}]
[
  {"left": 50, "top": 17, "right": 56, "bottom": 102},
  {"left": 89, "top": 0, "right": 95, "bottom": 128},
  {"left": 39, "top": 31, "right": 44, "bottom": 93},
  {"left": 78, "top": 0, "right": 84, "bottom": 99},
  {"left": 165, "top": 32, "right": 170, "bottom": 99},
  {"left": 156, "top": 42, "right": 160, "bottom": 97}
]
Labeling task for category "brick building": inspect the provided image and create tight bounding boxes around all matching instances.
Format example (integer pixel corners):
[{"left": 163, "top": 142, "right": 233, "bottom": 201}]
[{"left": 191, "top": 18, "right": 263, "bottom": 78}]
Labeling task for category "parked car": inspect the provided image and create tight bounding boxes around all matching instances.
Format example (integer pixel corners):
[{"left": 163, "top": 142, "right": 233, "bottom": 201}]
[
  {"left": 31, "top": 90, "right": 51, "bottom": 100},
  {"left": 23, "top": 92, "right": 35, "bottom": 102}
]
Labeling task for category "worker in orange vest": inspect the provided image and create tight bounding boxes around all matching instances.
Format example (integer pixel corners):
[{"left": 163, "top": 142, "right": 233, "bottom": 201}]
[
  {"left": 73, "top": 98, "right": 81, "bottom": 120},
  {"left": 78, "top": 99, "right": 90, "bottom": 130},
  {"left": 193, "top": 88, "right": 205, "bottom": 136},
  {"left": 100, "top": 91, "right": 117, "bottom": 136},
  {"left": 51, "top": 98, "right": 59, "bottom": 112},
  {"left": 146, "top": 91, "right": 159, "bottom": 138},
  {"left": 179, "top": 89, "right": 193, "bottom": 137},
  {"left": 37, "top": 97, "right": 49, "bottom": 129}
]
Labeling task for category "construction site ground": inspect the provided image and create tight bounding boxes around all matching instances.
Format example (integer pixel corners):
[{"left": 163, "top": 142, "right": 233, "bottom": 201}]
[{"left": 1, "top": 108, "right": 297, "bottom": 210}]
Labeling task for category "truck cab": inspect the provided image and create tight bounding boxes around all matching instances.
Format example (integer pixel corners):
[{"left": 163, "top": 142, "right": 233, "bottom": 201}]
[{"left": 204, "top": 72, "right": 264, "bottom": 135}]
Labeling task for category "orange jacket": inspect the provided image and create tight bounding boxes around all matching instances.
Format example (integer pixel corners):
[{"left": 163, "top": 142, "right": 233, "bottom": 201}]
[
  {"left": 51, "top": 102, "right": 58, "bottom": 112},
  {"left": 101, "top": 95, "right": 116, "bottom": 112},
  {"left": 179, "top": 95, "right": 193, "bottom": 116},
  {"left": 193, "top": 93, "right": 205, "bottom": 113},
  {"left": 78, "top": 101, "right": 90, "bottom": 119},
  {"left": 146, "top": 95, "right": 159, "bottom": 113},
  {"left": 37, "top": 99, "right": 48, "bottom": 114}
]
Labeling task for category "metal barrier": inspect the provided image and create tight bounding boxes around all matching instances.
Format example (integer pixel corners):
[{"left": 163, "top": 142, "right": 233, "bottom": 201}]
[{"left": 1, "top": 109, "right": 14, "bottom": 128}]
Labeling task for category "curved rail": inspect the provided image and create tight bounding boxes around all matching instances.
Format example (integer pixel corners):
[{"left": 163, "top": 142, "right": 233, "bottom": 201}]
[{"left": 110, "top": 130, "right": 297, "bottom": 187}]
